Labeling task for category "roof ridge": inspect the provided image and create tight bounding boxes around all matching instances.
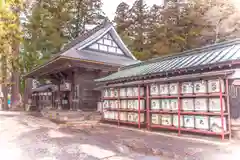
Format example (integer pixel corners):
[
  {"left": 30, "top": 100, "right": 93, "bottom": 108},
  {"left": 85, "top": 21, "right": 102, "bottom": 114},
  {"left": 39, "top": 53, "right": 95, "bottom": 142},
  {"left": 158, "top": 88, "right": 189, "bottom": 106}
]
[
  {"left": 77, "top": 18, "right": 111, "bottom": 40},
  {"left": 52, "top": 18, "right": 112, "bottom": 58},
  {"left": 120, "top": 38, "right": 240, "bottom": 71}
]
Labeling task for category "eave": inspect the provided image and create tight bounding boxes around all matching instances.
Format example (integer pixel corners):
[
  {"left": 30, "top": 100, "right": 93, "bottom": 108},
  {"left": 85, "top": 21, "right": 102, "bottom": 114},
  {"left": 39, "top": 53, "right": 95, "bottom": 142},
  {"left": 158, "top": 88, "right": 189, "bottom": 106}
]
[
  {"left": 24, "top": 56, "right": 121, "bottom": 79},
  {"left": 96, "top": 60, "right": 238, "bottom": 85}
]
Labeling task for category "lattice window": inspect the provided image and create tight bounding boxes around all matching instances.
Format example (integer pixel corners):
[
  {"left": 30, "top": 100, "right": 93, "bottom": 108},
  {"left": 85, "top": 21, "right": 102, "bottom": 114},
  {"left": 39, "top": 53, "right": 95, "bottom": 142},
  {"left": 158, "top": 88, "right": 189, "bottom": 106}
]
[{"left": 85, "top": 33, "right": 124, "bottom": 55}]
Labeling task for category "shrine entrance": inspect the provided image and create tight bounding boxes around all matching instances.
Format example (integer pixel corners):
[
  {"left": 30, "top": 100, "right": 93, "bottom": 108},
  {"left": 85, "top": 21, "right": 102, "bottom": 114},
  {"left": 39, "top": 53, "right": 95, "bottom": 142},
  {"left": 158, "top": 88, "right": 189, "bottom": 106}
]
[{"left": 60, "top": 91, "right": 70, "bottom": 110}]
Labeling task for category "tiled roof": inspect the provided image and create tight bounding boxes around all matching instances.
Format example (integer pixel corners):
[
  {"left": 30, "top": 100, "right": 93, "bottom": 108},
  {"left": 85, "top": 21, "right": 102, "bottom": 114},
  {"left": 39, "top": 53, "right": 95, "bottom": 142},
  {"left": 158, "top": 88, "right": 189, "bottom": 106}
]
[
  {"left": 55, "top": 19, "right": 112, "bottom": 56},
  {"left": 96, "top": 39, "right": 240, "bottom": 83},
  {"left": 57, "top": 18, "right": 137, "bottom": 62},
  {"left": 32, "top": 84, "right": 57, "bottom": 92},
  {"left": 24, "top": 19, "right": 138, "bottom": 78},
  {"left": 62, "top": 49, "right": 139, "bottom": 66}
]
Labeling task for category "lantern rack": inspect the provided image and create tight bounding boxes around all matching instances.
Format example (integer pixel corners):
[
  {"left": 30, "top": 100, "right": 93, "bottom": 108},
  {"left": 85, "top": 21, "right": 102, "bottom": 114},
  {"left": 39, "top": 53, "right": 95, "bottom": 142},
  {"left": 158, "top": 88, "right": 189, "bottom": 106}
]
[
  {"left": 100, "top": 78, "right": 231, "bottom": 140},
  {"left": 101, "top": 85, "right": 146, "bottom": 129},
  {"left": 147, "top": 78, "right": 231, "bottom": 140}
]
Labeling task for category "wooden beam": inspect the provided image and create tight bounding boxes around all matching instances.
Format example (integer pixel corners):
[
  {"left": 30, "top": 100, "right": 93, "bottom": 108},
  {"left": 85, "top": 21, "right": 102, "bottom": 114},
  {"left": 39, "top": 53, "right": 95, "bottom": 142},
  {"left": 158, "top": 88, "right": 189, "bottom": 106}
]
[{"left": 72, "top": 60, "right": 118, "bottom": 72}]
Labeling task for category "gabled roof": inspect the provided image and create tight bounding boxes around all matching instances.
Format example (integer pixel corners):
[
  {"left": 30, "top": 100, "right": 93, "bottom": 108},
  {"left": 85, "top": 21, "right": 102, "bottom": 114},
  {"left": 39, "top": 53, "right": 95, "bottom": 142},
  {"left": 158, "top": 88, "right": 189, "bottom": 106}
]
[
  {"left": 55, "top": 19, "right": 137, "bottom": 64},
  {"left": 96, "top": 39, "right": 240, "bottom": 83},
  {"left": 24, "top": 19, "right": 139, "bottom": 78}
]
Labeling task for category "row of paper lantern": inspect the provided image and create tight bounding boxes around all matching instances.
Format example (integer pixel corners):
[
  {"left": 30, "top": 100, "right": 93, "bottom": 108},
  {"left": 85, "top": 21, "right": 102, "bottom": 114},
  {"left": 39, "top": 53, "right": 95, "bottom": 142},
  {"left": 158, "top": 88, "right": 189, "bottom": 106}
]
[
  {"left": 103, "top": 87, "right": 145, "bottom": 98},
  {"left": 151, "top": 114, "right": 227, "bottom": 133},
  {"left": 32, "top": 92, "right": 52, "bottom": 96},
  {"left": 150, "top": 79, "right": 225, "bottom": 95},
  {"left": 103, "top": 111, "right": 145, "bottom": 122},
  {"left": 151, "top": 98, "right": 226, "bottom": 112},
  {"left": 103, "top": 100, "right": 145, "bottom": 110}
]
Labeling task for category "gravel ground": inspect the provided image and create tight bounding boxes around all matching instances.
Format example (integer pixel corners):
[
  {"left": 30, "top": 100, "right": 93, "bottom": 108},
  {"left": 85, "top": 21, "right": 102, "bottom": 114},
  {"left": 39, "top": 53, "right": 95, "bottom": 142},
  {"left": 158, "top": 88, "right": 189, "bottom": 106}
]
[
  {"left": 1, "top": 111, "right": 240, "bottom": 160},
  {"left": 0, "top": 111, "right": 166, "bottom": 160}
]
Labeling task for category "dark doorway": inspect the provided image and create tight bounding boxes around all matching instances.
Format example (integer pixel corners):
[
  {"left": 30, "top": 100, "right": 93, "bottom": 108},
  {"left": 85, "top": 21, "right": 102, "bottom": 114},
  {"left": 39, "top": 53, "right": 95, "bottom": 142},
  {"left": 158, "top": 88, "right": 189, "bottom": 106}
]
[
  {"left": 61, "top": 91, "right": 70, "bottom": 110},
  {"left": 229, "top": 80, "right": 240, "bottom": 120}
]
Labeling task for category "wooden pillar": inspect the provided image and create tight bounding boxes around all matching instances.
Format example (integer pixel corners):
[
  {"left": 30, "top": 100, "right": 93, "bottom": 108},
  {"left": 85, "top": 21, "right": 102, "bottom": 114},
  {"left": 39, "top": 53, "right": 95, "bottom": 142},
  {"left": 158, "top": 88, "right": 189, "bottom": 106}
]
[
  {"left": 58, "top": 83, "right": 61, "bottom": 110},
  {"left": 69, "top": 71, "right": 74, "bottom": 110}
]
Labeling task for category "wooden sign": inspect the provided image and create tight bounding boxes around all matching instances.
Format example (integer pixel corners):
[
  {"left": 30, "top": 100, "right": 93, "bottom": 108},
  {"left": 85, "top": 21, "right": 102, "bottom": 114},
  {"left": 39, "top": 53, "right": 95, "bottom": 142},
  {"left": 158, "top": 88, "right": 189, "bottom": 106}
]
[{"left": 60, "top": 82, "right": 71, "bottom": 91}]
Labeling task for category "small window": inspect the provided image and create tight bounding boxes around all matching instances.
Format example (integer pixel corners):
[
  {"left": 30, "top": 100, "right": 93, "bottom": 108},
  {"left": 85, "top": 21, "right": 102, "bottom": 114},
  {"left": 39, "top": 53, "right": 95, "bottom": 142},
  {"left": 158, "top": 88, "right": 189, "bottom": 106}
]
[
  {"left": 99, "top": 44, "right": 108, "bottom": 51},
  {"left": 103, "top": 39, "right": 111, "bottom": 46},
  {"left": 108, "top": 46, "right": 116, "bottom": 53}
]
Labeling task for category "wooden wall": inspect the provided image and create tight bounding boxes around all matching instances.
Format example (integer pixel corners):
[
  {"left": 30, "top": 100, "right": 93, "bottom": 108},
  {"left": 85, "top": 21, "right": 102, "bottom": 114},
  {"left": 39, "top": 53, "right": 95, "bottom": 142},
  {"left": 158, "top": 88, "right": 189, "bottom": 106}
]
[
  {"left": 72, "top": 69, "right": 109, "bottom": 110},
  {"left": 229, "top": 79, "right": 240, "bottom": 139}
]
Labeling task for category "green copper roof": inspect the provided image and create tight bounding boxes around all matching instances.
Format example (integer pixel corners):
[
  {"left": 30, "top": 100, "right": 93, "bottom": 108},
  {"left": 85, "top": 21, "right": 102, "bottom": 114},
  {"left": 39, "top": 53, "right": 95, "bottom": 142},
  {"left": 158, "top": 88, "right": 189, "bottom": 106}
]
[{"left": 96, "top": 39, "right": 240, "bottom": 83}]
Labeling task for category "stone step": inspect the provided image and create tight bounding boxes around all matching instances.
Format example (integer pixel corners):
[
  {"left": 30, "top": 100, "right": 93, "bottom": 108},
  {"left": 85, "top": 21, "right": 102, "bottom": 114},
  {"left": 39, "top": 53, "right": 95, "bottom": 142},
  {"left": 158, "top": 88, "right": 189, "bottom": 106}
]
[{"left": 66, "top": 120, "right": 99, "bottom": 125}]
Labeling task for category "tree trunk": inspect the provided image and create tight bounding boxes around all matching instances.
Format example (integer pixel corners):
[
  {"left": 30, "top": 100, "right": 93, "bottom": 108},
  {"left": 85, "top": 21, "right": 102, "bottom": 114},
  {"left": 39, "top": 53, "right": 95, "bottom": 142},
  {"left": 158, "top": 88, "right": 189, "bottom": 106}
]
[
  {"left": 11, "top": 71, "right": 20, "bottom": 108},
  {"left": 23, "top": 78, "right": 33, "bottom": 110},
  {"left": 2, "top": 84, "right": 8, "bottom": 110},
  {"left": 1, "top": 54, "right": 8, "bottom": 110},
  {"left": 10, "top": 3, "right": 21, "bottom": 109}
]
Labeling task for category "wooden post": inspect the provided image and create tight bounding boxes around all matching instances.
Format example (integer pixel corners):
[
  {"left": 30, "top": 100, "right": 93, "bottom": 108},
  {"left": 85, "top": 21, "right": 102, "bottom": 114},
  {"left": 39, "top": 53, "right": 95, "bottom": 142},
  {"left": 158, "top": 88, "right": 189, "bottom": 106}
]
[
  {"left": 69, "top": 71, "right": 74, "bottom": 110},
  {"left": 146, "top": 85, "right": 150, "bottom": 130},
  {"left": 226, "top": 78, "right": 232, "bottom": 140},
  {"left": 219, "top": 78, "right": 224, "bottom": 140},
  {"left": 178, "top": 82, "right": 181, "bottom": 136},
  {"left": 117, "top": 88, "right": 120, "bottom": 126},
  {"left": 138, "top": 85, "right": 141, "bottom": 129}
]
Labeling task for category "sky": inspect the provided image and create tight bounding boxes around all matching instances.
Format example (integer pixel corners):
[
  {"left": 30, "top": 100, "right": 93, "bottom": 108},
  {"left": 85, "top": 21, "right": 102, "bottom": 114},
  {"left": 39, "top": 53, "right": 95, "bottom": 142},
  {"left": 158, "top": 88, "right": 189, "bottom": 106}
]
[{"left": 102, "top": 0, "right": 164, "bottom": 20}]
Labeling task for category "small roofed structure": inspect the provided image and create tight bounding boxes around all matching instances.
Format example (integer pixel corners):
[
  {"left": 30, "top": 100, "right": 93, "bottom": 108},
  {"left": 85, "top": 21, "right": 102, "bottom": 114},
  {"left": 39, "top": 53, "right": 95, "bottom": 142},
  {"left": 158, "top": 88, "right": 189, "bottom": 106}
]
[
  {"left": 95, "top": 39, "right": 240, "bottom": 140},
  {"left": 24, "top": 19, "right": 139, "bottom": 111},
  {"left": 96, "top": 39, "right": 240, "bottom": 84},
  {"left": 31, "top": 84, "right": 57, "bottom": 93},
  {"left": 31, "top": 84, "right": 57, "bottom": 110}
]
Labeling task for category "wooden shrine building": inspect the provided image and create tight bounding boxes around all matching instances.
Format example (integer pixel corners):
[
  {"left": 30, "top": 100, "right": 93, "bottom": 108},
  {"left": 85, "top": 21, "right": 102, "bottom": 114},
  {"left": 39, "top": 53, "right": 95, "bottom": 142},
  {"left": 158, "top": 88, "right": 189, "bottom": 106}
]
[
  {"left": 24, "top": 20, "right": 138, "bottom": 110},
  {"left": 95, "top": 39, "right": 240, "bottom": 140}
]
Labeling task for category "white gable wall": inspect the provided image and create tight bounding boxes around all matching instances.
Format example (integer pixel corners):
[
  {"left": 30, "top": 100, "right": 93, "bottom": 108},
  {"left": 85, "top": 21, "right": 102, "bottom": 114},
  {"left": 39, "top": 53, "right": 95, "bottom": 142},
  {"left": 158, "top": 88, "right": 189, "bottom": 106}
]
[
  {"left": 87, "top": 33, "right": 124, "bottom": 55},
  {"left": 76, "top": 26, "right": 136, "bottom": 60}
]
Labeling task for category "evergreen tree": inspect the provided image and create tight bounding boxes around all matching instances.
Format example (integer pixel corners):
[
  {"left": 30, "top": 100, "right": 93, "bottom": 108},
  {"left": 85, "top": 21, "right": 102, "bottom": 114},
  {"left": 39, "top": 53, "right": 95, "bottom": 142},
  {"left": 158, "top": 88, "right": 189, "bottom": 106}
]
[
  {"left": 113, "top": 2, "right": 136, "bottom": 58},
  {"left": 127, "top": 0, "right": 150, "bottom": 60},
  {"left": 0, "top": 0, "right": 22, "bottom": 110},
  {"left": 114, "top": 2, "right": 131, "bottom": 35},
  {"left": 24, "top": 0, "right": 71, "bottom": 57},
  {"left": 23, "top": 0, "right": 104, "bottom": 59},
  {"left": 66, "top": 0, "right": 105, "bottom": 39}
]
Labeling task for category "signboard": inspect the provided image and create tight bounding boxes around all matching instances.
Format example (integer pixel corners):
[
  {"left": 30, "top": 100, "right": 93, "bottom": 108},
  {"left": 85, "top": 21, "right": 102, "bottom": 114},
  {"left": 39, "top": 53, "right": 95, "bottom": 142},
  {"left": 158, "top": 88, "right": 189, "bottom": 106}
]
[{"left": 60, "top": 82, "right": 71, "bottom": 91}]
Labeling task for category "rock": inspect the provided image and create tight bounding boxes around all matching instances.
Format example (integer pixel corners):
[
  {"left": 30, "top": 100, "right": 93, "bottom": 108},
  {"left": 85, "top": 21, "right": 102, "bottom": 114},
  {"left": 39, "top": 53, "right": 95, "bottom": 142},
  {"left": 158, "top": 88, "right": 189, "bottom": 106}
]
[
  {"left": 151, "top": 148, "right": 164, "bottom": 156},
  {"left": 115, "top": 144, "right": 131, "bottom": 154}
]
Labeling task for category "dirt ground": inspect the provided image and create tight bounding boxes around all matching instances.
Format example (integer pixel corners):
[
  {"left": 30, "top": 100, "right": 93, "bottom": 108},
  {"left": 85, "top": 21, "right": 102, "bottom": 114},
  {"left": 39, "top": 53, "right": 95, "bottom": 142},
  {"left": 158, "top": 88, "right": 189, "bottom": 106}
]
[
  {"left": 65, "top": 123, "right": 238, "bottom": 160},
  {"left": 2, "top": 111, "right": 239, "bottom": 160}
]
